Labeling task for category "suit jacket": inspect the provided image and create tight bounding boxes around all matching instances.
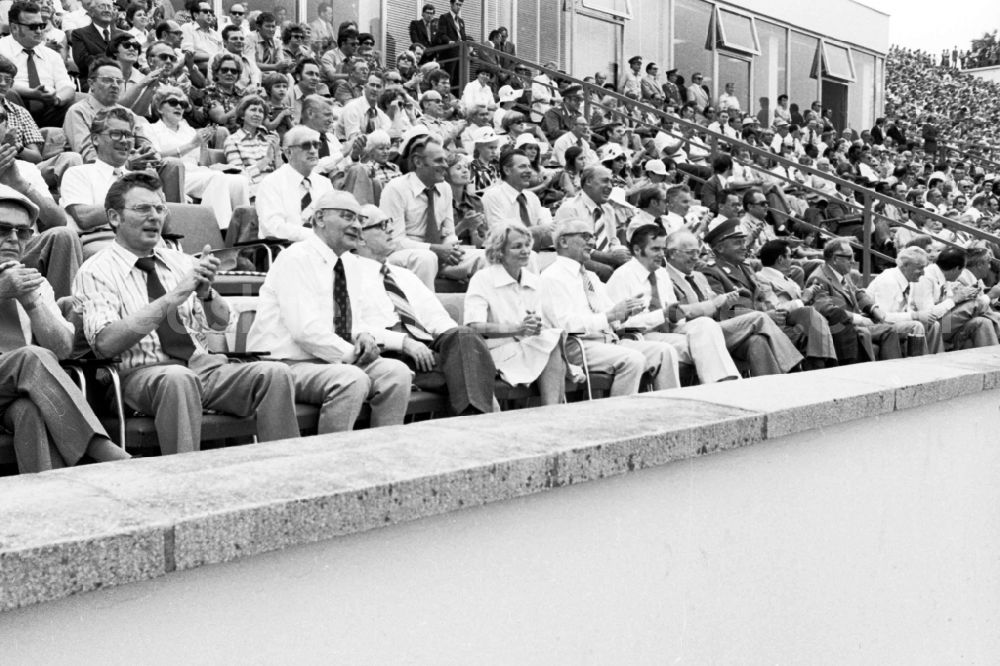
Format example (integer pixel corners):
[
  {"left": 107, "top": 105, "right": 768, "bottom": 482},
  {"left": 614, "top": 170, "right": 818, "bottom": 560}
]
[
  {"left": 71, "top": 23, "right": 126, "bottom": 88},
  {"left": 664, "top": 262, "right": 719, "bottom": 320},
  {"left": 700, "top": 174, "right": 726, "bottom": 214},
  {"left": 662, "top": 80, "right": 681, "bottom": 105},
  {"left": 806, "top": 263, "right": 874, "bottom": 318},
  {"left": 541, "top": 104, "right": 575, "bottom": 142},
  {"left": 433, "top": 11, "right": 467, "bottom": 46},
  {"left": 701, "top": 257, "right": 762, "bottom": 319},
  {"left": 409, "top": 18, "right": 435, "bottom": 47}
]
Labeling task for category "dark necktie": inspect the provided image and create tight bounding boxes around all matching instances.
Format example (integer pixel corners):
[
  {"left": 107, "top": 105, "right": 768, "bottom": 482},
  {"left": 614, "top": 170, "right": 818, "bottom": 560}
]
[
  {"left": 262, "top": 42, "right": 273, "bottom": 63},
  {"left": 318, "top": 133, "right": 330, "bottom": 158},
  {"left": 23, "top": 49, "right": 40, "bottom": 89},
  {"left": 902, "top": 284, "right": 910, "bottom": 310},
  {"left": 134, "top": 256, "right": 196, "bottom": 361},
  {"left": 424, "top": 186, "right": 441, "bottom": 243},
  {"left": 381, "top": 264, "right": 433, "bottom": 342},
  {"left": 365, "top": 107, "right": 377, "bottom": 134},
  {"left": 332, "top": 257, "right": 352, "bottom": 340},
  {"left": 593, "top": 207, "right": 609, "bottom": 251},
  {"left": 0, "top": 298, "right": 26, "bottom": 353},
  {"left": 300, "top": 177, "right": 312, "bottom": 219},
  {"left": 648, "top": 270, "right": 662, "bottom": 311},
  {"left": 516, "top": 192, "right": 532, "bottom": 227},
  {"left": 102, "top": 27, "right": 110, "bottom": 43},
  {"left": 685, "top": 274, "right": 705, "bottom": 301}
]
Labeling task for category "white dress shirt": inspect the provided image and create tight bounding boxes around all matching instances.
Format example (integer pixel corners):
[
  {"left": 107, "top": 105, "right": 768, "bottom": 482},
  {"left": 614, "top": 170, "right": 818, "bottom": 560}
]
[
  {"left": 606, "top": 258, "right": 678, "bottom": 330},
  {"left": 461, "top": 79, "right": 496, "bottom": 109},
  {"left": 74, "top": 242, "right": 220, "bottom": 372},
  {"left": 0, "top": 35, "right": 71, "bottom": 92},
  {"left": 255, "top": 163, "right": 333, "bottom": 241},
  {"left": 663, "top": 211, "right": 687, "bottom": 235},
  {"left": 247, "top": 234, "right": 398, "bottom": 362},
  {"left": 339, "top": 95, "right": 391, "bottom": 140},
  {"left": 378, "top": 262, "right": 457, "bottom": 341},
  {"left": 380, "top": 172, "right": 457, "bottom": 250},
  {"left": 865, "top": 267, "right": 917, "bottom": 323},
  {"left": 481, "top": 181, "right": 552, "bottom": 230},
  {"left": 912, "top": 263, "right": 958, "bottom": 319},
  {"left": 180, "top": 23, "right": 222, "bottom": 58},
  {"left": 551, "top": 131, "right": 596, "bottom": 168},
  {"left": 540, "top": 256, "right": 613, "bottom": 336},
  {"left": 554, "top": 192, "right": 622, "bottom": 251},
  {"left": 59, "top": 159, "right": 123, "bottom": 231},
  {"left": 756, "top": 265, "right": 807, "bottom": 311}
]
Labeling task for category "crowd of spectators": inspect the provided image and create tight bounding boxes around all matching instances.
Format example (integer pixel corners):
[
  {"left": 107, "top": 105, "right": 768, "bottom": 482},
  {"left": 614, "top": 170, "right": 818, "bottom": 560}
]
[{"left": 3, "top": 0, "right": 1000, "bottom": 476}]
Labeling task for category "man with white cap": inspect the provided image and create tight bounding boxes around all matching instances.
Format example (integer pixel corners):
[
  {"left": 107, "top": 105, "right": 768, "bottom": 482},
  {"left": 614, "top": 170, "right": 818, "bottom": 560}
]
[
  {"left": 255, "top": 125, "right": 334, "bottom": 241},
  {"left": 248, "top": 190, "right": 413, "bottom": 432},
  {"left": 0, "top": 184, "right": 129, "bottom": 473},
  {"left": 381, "top": 133, "right": 485, "bottom": 288},
  {"left": 493, "top": 84, "right": 522, "bottom": 130},
  {"left": 552, "top": 114, "right": 597, "bottom": 168}
]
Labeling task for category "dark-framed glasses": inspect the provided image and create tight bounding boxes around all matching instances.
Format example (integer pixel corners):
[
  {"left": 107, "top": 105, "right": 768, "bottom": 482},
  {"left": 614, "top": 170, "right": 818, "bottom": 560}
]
[
  {"left": 361, "top": 218, "right": 390, "bottom": 232},
  {"left": 0, "top": 223, "right": 34, "bottom": 241},
  {"left": 124, "top": 203, "right": 168, "bottom": 216}
]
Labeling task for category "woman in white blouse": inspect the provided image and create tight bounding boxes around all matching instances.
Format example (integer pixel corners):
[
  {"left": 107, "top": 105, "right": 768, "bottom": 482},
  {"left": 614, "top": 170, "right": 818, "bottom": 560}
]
[
  {"left": 146, "top": 85, "right": 250, "bottom": 229},
  {"left": 464, "top": 221, "right": 570, "bottom": 405}
]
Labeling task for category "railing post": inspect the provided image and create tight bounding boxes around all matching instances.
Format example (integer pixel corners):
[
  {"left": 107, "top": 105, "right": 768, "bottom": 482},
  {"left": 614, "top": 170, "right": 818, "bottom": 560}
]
[
  {"left": 861, "top": 192, "right": 873, "bottom": 285},
  {"left": 459, "top": 41, "right": 469, "bottom": 91}
]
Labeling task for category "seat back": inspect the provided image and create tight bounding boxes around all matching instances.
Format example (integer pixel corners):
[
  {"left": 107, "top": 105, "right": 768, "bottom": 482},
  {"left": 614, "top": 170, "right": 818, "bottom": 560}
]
[
  {"left": 436, "top": 293, "right": 465, "bottom": 325},
  {"left": 234, "top": 308, "right": 257, "bottom": 354},
  {"left": 164, "top": 203, "right": 225, "bottom": 253}
]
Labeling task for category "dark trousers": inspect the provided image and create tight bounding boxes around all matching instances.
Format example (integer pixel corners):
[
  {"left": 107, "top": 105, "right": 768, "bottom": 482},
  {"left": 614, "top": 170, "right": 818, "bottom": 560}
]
[{"left": 393, "top": 327, "right": 496, "bottom": 415}]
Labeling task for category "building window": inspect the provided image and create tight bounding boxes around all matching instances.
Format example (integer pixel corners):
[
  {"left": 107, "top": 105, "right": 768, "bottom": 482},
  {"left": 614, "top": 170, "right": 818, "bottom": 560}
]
[
  {"left": 578, "top": 0, "right": 632, "bottom": 20},
  {"left": 789, "top": 31, "right": 819, "bottom": 114},
  {"left": 819, "top": 41, "right": 855, "bottom": 82},
  {"left": 673, "top": 0, "right": 712, "bottom": 86},
  {"left": 754, "top": 20, "right": 787, "bottom": 113},
  {"left": 714, "top": 7, "right": 759, "bottom": 55}
]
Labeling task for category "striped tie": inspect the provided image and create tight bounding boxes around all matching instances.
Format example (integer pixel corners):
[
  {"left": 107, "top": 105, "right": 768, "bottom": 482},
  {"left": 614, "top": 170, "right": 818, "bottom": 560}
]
[
  {"left": 593, "top": 207, "right": 609, "bottom": 251},
  {"left": 301, "top": 178, "right": 312, "bottom": 226},
  {"left": 581, "top": 267, "right": 601, "bottom": 313},
  {"left": 381, "top": 264, "right": 433, "bottom": 342}
]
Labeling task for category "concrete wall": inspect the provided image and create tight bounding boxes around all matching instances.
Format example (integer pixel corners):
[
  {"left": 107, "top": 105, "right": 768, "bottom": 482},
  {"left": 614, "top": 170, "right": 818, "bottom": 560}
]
[
  {"left": 735, "top": 0, "right": 890, "bottom": 53},
  {"left": 4, "top": 350, "right": 1000, "bottom": 663},
  {"left": 966, "top": 65, "right": 1000, "bottom": 85}
]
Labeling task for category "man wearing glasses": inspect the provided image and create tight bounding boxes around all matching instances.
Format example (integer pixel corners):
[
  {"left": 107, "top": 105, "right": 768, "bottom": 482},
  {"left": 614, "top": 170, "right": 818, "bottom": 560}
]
[
  {"left": 247, "top": 191, "right": 413, "bottom": 432},
  {"left": 255, "top": 125, "right": 334, "bottom": 241},
  {"left": 0, "top": 184, "right": 129, "bottom": 473},
  {"left": 180, "top": 0, "right": 222, "bottom": 64},
  {"left": 0, "top": 1, "right": 76, "bottom": 126},
  {"left": 69, "top": 0, "right": 124, "bottom": 92},
  {"left": 74, "top": 172, "right": 300, "bottom": 454}
]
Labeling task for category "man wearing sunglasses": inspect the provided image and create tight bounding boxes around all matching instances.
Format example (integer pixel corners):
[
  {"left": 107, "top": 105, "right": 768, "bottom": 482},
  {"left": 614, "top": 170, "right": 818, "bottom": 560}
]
[
  {"left": 180, "top": 0, "right": 222, "bottom": 64},
  {"left": 247, "top": 191, "right": 413, "bottom": 432},
  {"left": 255, "top": 125, "right": 334, "bottom": 241},
  {"left": 69, "top": 0, "right": 125, "bottom": 92},
  {"left": 0, "top": 184, "right": 130, "bottom": 473},
  {"left": 0, "top": 1, "right": 76, "bottom": 126}
]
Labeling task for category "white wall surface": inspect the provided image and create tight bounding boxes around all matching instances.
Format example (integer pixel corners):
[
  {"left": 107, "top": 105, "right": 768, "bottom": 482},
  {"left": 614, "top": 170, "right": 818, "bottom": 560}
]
[
  {"left": 732, "top": 0, "right": 890, "bottom": 52},
  {"left": 4, "top": 391, "right": 999, "bottom": 665}
]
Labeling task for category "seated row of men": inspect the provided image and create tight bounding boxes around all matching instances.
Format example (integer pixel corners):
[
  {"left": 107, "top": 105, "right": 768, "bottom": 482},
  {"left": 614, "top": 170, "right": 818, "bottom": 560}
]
[{"left": 6, "top": 129, "right": 999, "bottom": 474}]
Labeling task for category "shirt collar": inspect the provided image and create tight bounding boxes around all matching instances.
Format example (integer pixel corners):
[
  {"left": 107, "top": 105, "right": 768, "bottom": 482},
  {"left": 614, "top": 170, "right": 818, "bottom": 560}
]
[
  {"left": 108, "top": 238, "right": 170, "bottom": 268},
  {"left": 304, "top": 232, "right": 352, "bottom": 265}
]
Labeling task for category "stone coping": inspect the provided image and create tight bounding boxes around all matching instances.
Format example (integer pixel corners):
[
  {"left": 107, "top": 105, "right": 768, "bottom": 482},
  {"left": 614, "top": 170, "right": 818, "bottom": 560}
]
[{"left": 3, "top": 347, "right": 1000, "bottom": 612}]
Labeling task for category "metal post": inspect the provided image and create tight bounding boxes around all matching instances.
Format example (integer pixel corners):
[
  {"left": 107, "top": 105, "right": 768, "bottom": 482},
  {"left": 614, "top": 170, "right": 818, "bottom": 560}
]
[
  {"left": 459, "top": 41, "right": 469, "bottom": 91},
  {"left": 861, "top": 192, "right": 873, "bottom": 285}
]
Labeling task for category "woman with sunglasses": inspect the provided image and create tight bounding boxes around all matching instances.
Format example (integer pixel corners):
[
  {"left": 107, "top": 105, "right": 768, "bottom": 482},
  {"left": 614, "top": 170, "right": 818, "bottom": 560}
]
[
  {"left": 197, "top": 53, "right": 245, "bottom": 128},
  {"left": 107, "top": 33, "right": 161, "bottom": 115},
  {"left": 147, "top": 85, "right": 250, "bottom": 229},
  {"left": 224, "top": 95, "right": 279, "bottom": 197}
]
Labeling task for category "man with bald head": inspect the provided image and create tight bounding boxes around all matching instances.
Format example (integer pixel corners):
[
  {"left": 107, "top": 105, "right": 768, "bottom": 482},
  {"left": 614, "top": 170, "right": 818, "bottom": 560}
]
[
  {"left": 555, "top": 164, "right": 630, "bottom": 281},
  {"left": 255, "top": 125, "right": 334, "bottom": 241}
]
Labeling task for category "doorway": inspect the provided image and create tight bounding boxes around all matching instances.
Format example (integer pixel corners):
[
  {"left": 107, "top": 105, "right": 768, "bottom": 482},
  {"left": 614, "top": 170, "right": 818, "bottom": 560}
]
[{"left": 821, "top": 80, "right": 848, "bottom": 133}]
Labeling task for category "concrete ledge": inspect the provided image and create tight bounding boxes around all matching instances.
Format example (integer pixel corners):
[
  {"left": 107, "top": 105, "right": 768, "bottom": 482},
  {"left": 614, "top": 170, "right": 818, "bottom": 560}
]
[{"left": 2, "top": 347, "right": 1000, "bottom": 612}]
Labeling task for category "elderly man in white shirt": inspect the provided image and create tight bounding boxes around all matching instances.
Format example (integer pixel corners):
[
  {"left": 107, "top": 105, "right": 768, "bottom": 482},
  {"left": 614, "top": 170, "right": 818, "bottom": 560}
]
[
  {"left": 607, "top": 223, "right": 738, "bottom": 383},
  {"left": 540, "top": 216, "right": 680, "bottom": 396},
  {"left": 551, "top": 115, "right": 597, "bottom": 168},
  {"left": 380, "top": 134, "right": 484, "bottom": 288},
  {"left": 554, "top": 165, "right": 629, "bottom": 281},
  {"left": 481, "top": 149, "right": 553, "bottom": 250},
  {"left": 864, "top": 246, "right": 944, "bottom": 353},
  {"left": 247, "top": 191, "right": 413, "bottom": 432},
  {"left": 255, "top": 125, "right": 334, "bottom": 241},
  {"left": 911, "top": 246, "right": 998, "bottom": 350}
]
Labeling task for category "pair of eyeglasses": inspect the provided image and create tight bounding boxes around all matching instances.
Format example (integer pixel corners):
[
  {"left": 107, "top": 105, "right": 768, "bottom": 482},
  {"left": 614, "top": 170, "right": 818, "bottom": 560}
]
[
  {"left": 121, "top": 42, "right": 141, "bottom": 51},
  {"left": 321, "top": 208, "right": 359, "bottom": 222},
  {"left": 0, "top": 223, "right": 34, "bottom": 241},
  {"left": 289, "top": 33, "right": 305, "bottom": 40},
  {"left": 361, "top": 219, "right": 390, "bottom": 232},
  {"left": 674, "top": 248, "right": 700, "bottom": 257},
  {"left": 563, "top": 231, "right": 594, "bottom": 241},
  {"left": 124, "top": 203, "right": 168, "bottom": 216},
  {"left": 93, "top": 76, "right": 125, "bottom": 86},
  {"left": 198, "top": 8, "right": 215, "bottom": 14},
  {"left": 152, "top": 53, "right": 177, "bottom": 64},
  {"left": 218, "top": 67, "right": 239, "bottom": 74},
  {"left": 98, "top": 129, "right": 135, "bottom": 142},
  {"left": 230, "top": 10, "right": 244, "bottom": 15},
  {"left": 15, "top": 21, "right": 47, "bottom": 31},
  {"left": 162, "top": 98, "right": 189, "bottom": 109},
  {"left": 292, "top": 140, "right": 322, "bottom": 151},
  {"left": 833, "top": 252, "right": 854, "bottom": 260}
]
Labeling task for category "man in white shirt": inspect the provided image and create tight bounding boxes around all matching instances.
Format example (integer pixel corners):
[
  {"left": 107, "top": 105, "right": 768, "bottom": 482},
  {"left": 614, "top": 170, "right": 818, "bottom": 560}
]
[
  {"left": 554, "top": 165, "right": 629, "bottom": 281},
  {"left": 664, "top": 184, "right": 709, "bottom": 236},
  {"left": 299, "top": 95, "right": 355, "bottom": 178},
  {"left": 717, "top": 82, "right": 741, "bottom": 114},
  {"left": 247, "top": 191, "right": 412, "bottom": 432},
  {"left": 60, "top": 107, "right": 136, "bottom": 258},
  {"left": 380, "top": 134, "right": 484, "bottom": 288},
  {"left": 864, "top": 246, "right": 944, "bottom": 353},
  {"left": 551, "top": 115, "right": 596, "bottom": 168},
  {"left": 340, "top": 71, "right": 391, "bottom": 141},
  {"left": 0, "top": 184, "right": 128, "bottom": 473},
  {"left": 607, "top": 224, "right": 738, "bottom": 383},
  {"left": 255, "top": 125, "right": 334, "bottom": 241},
  {"left": 180, "top": 0, "right": 221, "bottom": 63},
  {"left": 911, "top": 246, "right": 998, "bottom": 350},
  {"left": 356, "top": 204, "right": 497, "bottom": 415},
  {"left": 624, "top": 185, "right": 667, "bottom": 243},
  {"left": 0, "top": 1, "right": 75, "bottom": 127},
  {"left": 686, "top": 72, "right": 710, "bottom": 113},
  {"left": 481, "top": 149, "right": 553, "bottom": 250},
  {"left": 461, "top": 68, "right": 496, "bottom": 110},
  {"left": 540, "top": 217, "right": 680, "bottom": 396}
]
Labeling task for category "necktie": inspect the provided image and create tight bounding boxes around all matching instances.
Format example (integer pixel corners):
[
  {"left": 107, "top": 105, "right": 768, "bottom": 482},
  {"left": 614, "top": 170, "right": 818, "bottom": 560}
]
[
  {"left": 134, "top": 256, "right": 196, "bottom": 361},
  {"left": 23, "top": 49, "right": 39, "bottom": 89},
  {"left": 381, "top": 264, "right": 433, "bottom": 342},
  {"left": 516, "top": 192, "right": 532, "bottom": 227},
  {"left": 902, "top": 284, "right": 910, "bottom": 311},
  {"left": 318, "top": 133, "right": 330, "bottom": 158},
  {"left": 581, "top": 267, "right": 601, "bottom": 313},
  {"left": 332, "top": 257, "right": 352, "bottom": 340},
  {"left": 685, "top": 274, "right": 705, "bottom": 301},
  {"left": 648, "top": 271, "right": 662, "bottom": 311},
  {"left": 423, "top": 186, "right": 441, "bottom": 243},
  {"left": 365, "top": 107, "right": 377, "bottom": 134},
  {"left": 102, "top": 28, "right": 110, "bottom": 43},
  {"left": 0, "top": 299, "right": 26, "bottom": 352},
  {"left": 262, "top": 41, "right": 273, "bottom": 64},
  {"left": 300, "top": 177, "right": 312, "bottom": 221},
  {"left": 593, "top": 207, "right": 609, "bottom": 251}
]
